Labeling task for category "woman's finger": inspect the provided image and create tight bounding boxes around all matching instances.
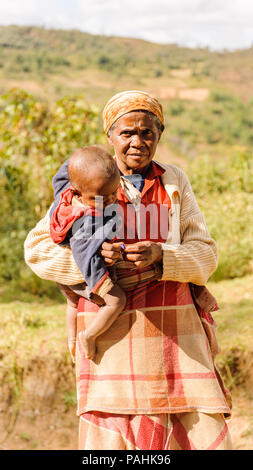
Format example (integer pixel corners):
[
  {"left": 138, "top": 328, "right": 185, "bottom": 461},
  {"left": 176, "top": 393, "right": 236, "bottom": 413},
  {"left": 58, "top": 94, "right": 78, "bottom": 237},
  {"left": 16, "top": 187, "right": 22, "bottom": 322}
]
[
  {"left": 125, "top": 242, "right": 162, "bottom": 264},
  {"left": 104, "top": 257, "right": 116, "bottom": 265},
  {"left": 125, "top": 252, "right": 148, "bottom": 262},
  {"left": 100, "top": 249, "right": 121, "bottom": 259},
  {"left": 124, "top": 242, "right": 150, "bottom": 253},
  {"left": 135, "top": 260, "right": 149, "bottom": 267},
  {"left": 101, "top": 241, "right": 122, "bottom": 252}
]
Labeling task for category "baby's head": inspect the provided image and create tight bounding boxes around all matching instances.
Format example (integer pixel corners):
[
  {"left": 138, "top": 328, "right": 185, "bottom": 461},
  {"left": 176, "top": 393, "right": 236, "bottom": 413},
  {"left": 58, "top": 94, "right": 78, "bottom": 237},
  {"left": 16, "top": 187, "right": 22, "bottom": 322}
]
[{"left": 68, "top": 145, "right": 120, "bottom": 209}]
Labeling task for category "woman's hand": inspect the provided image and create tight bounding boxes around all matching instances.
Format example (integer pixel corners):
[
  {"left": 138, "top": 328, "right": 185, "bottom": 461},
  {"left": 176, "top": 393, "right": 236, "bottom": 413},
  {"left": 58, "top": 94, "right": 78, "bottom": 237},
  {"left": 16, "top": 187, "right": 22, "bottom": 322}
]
[
  {"left": 124, "top": 241, "right": 162, "bottom": 268},
  {"left": 100, "top": 242, "right": 123, "bottom": 265},
  {"left": 100, "top": 241, "right": 162, "bottom": 268}
]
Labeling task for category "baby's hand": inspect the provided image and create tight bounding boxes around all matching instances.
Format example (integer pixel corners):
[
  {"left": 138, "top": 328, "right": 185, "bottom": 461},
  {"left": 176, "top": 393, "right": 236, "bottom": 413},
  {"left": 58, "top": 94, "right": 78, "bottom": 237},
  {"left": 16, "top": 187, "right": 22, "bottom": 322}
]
[
  {"left": 79, "top": 331, "right": 96, "bottom": 360},
  {"left": 68, "top": 339, "right": 76, "bottom": 363}
]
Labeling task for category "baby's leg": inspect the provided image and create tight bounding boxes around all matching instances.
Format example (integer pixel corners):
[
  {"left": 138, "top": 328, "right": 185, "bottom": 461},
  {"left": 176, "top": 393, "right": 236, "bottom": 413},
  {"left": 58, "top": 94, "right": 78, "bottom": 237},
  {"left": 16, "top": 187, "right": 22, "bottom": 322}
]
[{"left": 79, "top": 285, "right": 126, "bottom": 360}]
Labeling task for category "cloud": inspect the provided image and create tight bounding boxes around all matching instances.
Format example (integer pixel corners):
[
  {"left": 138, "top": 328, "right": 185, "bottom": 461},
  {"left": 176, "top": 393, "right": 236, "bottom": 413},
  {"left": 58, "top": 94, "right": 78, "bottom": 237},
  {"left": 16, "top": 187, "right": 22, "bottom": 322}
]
[
  {"left": 75, "top": 0, "right": 253, "bottom": 49},
  {"left": 0, "top": 0, "right": 252, "bottom": 50},
  {"left": 0, "top": 0, "right": 81, "bottom": 29}
]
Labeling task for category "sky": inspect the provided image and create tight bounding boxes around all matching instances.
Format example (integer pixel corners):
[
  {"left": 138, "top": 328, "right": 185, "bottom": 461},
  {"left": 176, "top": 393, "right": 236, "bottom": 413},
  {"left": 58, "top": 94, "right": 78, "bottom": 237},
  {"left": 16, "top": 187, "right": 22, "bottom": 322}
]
[{"left": 0, "top": 0, "right": 253, "bottom": 50}]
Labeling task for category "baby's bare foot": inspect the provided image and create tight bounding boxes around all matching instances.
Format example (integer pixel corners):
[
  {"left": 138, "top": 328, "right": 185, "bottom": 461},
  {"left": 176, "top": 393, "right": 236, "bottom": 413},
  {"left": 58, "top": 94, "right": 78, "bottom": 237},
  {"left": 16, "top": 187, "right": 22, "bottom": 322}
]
[{"left": 79, "top": 331, "right": 96, "bottom": 360}]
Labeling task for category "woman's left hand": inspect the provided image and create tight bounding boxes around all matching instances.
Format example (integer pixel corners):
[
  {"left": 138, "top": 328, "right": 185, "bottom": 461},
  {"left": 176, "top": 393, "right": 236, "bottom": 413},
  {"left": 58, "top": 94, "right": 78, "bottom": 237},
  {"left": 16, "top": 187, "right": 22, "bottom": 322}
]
[{"left": 124, "top": 241, "right": 162, "bottom": 268}]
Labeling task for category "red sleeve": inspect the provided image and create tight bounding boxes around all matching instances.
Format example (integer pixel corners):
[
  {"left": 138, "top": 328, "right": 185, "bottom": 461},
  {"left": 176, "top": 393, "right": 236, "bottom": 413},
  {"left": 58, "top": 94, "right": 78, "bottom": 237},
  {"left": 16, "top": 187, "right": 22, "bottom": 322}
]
[{"left": 50, "top": 188, "right": 88, "bottom": 244}]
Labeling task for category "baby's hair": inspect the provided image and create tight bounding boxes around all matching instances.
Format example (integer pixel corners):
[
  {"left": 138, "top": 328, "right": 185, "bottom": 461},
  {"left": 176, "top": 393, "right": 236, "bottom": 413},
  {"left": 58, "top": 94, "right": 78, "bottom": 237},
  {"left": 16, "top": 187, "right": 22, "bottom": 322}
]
[{"left": 68, "top": 145, "right": 119, "bottom": 192}]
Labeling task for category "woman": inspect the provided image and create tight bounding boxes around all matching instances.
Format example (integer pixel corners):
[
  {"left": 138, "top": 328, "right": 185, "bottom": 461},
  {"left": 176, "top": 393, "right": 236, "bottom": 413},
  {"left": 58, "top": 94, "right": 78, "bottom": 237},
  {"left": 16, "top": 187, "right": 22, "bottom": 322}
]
[{"left": 24, "top": 90, "right": 232, "bottom": 450}]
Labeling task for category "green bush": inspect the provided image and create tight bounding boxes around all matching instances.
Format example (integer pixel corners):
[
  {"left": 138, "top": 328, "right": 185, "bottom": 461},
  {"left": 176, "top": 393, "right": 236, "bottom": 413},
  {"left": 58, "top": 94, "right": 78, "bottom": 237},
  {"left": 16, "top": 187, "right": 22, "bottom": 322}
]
[
  {"left": 0, "top": 88, "right": 105, "bottom": 209},
  {"left": 188, "top": 152, "right": 253, "bottom": 281},
  {"left": 199, "top": 192, "right": 253, "bottom": 281},
  {"left": 0, "top": 89, "right": 105, "bottom": 292},
  {"left": 0, "top": 160, "right": 36, "bottom": 282},
  {"left": 164, "top": 93, "right": 253, "bottom": 151}
]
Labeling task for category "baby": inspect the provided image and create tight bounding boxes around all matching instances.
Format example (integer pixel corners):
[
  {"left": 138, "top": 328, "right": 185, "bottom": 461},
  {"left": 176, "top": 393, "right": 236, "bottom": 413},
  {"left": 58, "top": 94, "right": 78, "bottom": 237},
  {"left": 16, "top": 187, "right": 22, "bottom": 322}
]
[{"left": 50, "top": 146, "right": 126, "bottom": 361}]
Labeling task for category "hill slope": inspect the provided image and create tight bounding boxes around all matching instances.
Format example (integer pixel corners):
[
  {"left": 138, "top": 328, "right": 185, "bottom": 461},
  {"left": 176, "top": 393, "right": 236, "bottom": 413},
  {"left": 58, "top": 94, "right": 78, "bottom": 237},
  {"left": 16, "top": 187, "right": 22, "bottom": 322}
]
[{"left": 0, "top": 24, "right": 253, "bottom": 103}]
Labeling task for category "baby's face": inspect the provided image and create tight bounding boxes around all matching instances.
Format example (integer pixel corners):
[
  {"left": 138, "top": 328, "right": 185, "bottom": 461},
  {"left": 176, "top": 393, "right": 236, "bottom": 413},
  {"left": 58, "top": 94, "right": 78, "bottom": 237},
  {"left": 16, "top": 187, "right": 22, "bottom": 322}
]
[{"left": 74, "top": 172, "right": 120, "bottom": 209}]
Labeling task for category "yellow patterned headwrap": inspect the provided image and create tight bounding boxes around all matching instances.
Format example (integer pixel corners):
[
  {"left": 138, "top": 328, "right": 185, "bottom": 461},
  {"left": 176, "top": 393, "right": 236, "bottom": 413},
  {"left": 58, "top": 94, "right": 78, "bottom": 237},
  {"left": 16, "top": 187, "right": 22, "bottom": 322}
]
[{"left": 103, "top": 90, "right": 164, "bottom": 134}]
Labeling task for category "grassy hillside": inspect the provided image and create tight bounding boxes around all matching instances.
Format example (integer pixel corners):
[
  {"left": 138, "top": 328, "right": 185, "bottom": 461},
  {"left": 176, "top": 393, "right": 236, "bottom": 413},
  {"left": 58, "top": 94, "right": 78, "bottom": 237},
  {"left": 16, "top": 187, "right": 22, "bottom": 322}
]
[
  {"left": 1, "top": 24, "right": 253, "bottom": 102},
  {"left": 0, "top": 25, "right": 252, "bottom": 80},
  {"left": 1, "top": 25, "right": 252, "bottom": 160},
  {"left": 0, "top": 24, "right": 252, "bottom": 450}
]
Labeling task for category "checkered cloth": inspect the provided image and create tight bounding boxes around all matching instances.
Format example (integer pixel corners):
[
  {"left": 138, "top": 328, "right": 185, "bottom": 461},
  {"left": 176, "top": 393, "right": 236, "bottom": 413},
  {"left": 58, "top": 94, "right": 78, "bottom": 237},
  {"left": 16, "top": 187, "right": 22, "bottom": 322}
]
[
  {"left": 79, "top": 410, "right": 232, "bottom": 450},
  {"left": 75, "top": 267, "right": 231, "bottom": 418}
]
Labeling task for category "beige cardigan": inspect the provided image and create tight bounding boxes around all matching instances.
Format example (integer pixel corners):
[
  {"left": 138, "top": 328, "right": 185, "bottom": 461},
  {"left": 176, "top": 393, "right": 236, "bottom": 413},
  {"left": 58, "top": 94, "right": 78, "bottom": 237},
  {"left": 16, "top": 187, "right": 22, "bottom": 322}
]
[{"left": 24, "top": 162, "right": 218, "bottom": 286}]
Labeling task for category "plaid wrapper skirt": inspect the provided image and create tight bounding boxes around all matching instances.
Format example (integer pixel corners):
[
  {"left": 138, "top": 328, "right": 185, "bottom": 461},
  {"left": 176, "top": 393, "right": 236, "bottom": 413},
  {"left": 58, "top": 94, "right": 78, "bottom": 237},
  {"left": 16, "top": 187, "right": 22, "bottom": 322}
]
[
  {"left": 79, "top": 410, "right": 233, "bottom": 450},
  {"left": 75, "top": 269, "right": 231, "bottom": 418}
]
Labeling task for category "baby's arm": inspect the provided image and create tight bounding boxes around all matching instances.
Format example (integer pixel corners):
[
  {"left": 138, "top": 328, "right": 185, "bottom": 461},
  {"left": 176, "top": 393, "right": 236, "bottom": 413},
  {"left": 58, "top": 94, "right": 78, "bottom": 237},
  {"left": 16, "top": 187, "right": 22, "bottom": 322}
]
[
  {"left": 52, "top": 159, "right": 70, "bottom": 199},
  {"left": 79, "top": 284, "right": 126, "bottom": 360},
  {"left": 49, "top": 159, "right": 71, "bottom": 218}
]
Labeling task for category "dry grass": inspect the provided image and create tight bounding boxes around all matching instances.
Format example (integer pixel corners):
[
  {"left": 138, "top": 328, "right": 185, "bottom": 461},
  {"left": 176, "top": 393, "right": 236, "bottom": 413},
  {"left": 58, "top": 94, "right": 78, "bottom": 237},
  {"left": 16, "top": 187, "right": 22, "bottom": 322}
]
[
  {"left": 0, "top": 275, "right": 253, "bottom": 449},
  {"left": 208, "top": 275, "right": 253, "bottom": 351}
]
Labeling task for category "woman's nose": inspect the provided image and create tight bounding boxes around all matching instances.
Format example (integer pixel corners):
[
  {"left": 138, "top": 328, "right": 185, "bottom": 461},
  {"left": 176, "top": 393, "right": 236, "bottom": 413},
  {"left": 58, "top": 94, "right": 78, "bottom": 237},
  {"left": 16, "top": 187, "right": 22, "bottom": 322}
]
[{"left": 130, "top": 134, "right": 144, "bottom": 148}]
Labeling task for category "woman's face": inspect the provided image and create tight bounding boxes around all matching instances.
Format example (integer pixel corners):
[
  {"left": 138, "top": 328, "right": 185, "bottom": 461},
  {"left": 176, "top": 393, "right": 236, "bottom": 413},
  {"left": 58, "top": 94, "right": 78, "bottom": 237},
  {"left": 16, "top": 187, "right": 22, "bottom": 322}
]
[{"left": 107, "top": 111, "right": 161, "bottom": 174}]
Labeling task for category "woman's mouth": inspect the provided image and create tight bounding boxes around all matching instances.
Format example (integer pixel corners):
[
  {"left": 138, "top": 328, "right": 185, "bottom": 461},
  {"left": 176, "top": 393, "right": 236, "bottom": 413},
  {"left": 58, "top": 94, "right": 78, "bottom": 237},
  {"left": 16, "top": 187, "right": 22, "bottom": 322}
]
[{"left": 127, "top": 153, "right": 146, "bottom": 158}]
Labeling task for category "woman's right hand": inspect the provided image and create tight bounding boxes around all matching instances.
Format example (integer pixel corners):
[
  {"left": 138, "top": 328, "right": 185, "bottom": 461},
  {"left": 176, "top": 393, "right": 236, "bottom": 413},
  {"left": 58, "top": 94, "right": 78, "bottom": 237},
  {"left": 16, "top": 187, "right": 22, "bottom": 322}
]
[{"left": 100, "top": 242, "right": 124, "bottom": 265}]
